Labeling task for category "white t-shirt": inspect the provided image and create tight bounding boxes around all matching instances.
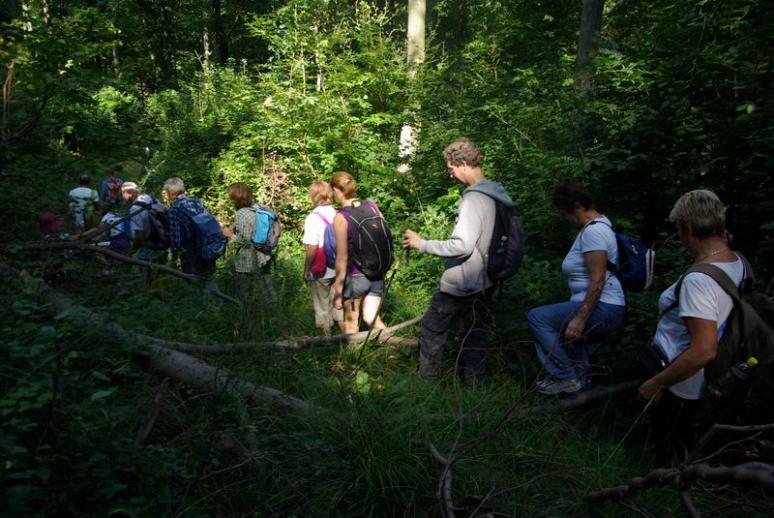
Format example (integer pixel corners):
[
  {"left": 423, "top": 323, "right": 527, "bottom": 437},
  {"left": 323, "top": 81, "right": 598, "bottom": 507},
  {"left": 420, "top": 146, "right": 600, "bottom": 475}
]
[
  {"left": 653, "top": 256, "right": 746, "bottom": 400},
  {"left": 302, "top": 205, "right": 336, "bottom": 279},
  {"left": 100, "top": 212, "right": 128, "bottom": 238},
  {"left": 129, "top": 194, "right": 153, "bottom": 237},
  {"left": 68, "top": 187, "right": 98, "bottom": 228},
  {"left": 561, "top": 216, "right": 626, "bottom": 306}
]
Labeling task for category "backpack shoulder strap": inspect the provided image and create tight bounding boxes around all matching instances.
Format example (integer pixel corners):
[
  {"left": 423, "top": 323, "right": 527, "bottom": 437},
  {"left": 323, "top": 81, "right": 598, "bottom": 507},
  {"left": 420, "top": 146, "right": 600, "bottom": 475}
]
[
  {"left": 315, "top": 211, "right": 331, "bottom": 226},
  {"left": 687, "top": 263, "right": 742, "bottom": 302}
]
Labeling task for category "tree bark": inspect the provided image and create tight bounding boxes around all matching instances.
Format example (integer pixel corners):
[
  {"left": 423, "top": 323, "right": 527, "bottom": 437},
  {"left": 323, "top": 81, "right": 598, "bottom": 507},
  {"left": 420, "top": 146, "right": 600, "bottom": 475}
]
[
  {"left": 574, "top": 0, "right": 605, "bottom": 97},
  {"left": 398, "top": 0, "right": 426, "bottom": 174},
  {"left": 11, "top": 267, "right": 318, "bottom": 415},
  {"left": 211, "top": 0, "right": 229, "bottom": 64}
]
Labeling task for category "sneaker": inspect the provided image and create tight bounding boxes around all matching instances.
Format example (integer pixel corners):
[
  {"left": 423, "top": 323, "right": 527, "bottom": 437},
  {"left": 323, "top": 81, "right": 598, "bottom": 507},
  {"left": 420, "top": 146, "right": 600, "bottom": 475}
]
[{"left": 536, "top": 377, "right": 583, "bottom": 395}]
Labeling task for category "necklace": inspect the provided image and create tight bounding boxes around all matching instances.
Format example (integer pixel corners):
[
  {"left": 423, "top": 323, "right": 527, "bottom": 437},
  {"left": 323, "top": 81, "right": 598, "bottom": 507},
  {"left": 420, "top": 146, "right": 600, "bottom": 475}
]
[{"left": 697, "top": 248, "right": 729, "bottom": 262}]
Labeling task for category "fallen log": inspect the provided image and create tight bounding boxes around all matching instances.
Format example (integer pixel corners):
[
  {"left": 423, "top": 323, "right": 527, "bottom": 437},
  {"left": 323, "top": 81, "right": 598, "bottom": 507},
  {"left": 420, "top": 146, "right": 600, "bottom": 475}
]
[
  {"left": 141, "top": 315, "right": 422, "bottom": 354},
  {"left": 588, "top": 461, "right": 774, "bottom": 503},
  {"left": 14, "top": 241, "right": 238, "bottom": 304},
  {"left": 15, "top": 268, "right": 317, "bottom": 414}
]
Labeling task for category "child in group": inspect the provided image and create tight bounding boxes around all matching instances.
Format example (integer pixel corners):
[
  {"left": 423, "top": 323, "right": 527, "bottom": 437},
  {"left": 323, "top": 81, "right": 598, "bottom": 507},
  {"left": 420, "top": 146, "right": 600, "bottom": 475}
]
[{"left": 302, "top": 181, "right": 344, "bottom": 336}]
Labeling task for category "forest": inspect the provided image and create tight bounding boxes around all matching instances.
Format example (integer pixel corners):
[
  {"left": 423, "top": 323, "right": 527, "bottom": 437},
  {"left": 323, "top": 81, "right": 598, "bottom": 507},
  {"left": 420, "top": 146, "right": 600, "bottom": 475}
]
[{"left": 2, "top": 0, "right": 774, "bottom": 516}]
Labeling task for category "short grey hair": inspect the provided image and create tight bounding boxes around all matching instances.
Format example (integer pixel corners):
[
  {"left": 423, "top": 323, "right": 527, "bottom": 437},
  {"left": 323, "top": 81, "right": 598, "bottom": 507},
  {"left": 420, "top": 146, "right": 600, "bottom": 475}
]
[
  {"left": 669, "top": 189, "right": 726, "bottom": 239},
  {"left": 162, "top": 176, "right": 186, "bottom": 196}
]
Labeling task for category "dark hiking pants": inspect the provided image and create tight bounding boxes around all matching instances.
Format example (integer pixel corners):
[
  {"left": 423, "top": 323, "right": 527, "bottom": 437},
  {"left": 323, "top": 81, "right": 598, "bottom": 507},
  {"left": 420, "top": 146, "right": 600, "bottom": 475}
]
[{"left": 419, "top": 289, "right": 493, "bottom": 386}]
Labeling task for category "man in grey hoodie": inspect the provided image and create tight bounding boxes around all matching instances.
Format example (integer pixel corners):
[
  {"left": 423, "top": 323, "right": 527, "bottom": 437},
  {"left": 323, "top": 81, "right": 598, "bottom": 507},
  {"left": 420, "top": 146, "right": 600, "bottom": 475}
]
[{"left": 403, "top": 137, "right": 515, "bottom": 386}]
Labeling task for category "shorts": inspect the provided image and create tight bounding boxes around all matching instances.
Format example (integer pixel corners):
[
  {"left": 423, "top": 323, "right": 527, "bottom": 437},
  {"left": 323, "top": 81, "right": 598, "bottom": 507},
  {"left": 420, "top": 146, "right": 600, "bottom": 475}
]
[{"left": 343, "top": 274, "right": 384, "bottom": 300}]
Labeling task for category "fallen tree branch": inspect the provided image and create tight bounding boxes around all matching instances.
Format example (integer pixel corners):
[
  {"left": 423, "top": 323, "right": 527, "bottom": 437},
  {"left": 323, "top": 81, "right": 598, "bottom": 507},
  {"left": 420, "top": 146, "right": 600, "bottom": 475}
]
[
  {"left": 14, "top": 241, "right": 238, "bottom": 304},
  {"left": 688, "top": 423, "right": 774, "bottom": 464},
  {"left": 135, "top": 377, "right": 169, "bottom": 446},
  {"left": 588, "top": 462, "right": 774, "bottom": 503},
  {"left": 428, "top": 441, "right": 456, "bottom": 518},
  {"left": 140, "top": 316, "right": 422, "bottom": 354},
  {"left": 13, "top": 267, "right": 317, "bottom": 414}
]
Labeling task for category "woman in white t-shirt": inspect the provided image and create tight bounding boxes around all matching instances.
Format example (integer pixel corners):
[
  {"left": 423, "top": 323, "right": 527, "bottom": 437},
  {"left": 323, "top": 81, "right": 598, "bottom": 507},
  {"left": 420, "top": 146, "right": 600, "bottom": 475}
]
[
  {"left": 527, "top": 179, "right": 627, "bottom": 395},
  {"left": 302, "top": 181, "right": 344, "bottom": 336},
  {"left": 639, "top": 189, "right": 744, "bottom": 453}
]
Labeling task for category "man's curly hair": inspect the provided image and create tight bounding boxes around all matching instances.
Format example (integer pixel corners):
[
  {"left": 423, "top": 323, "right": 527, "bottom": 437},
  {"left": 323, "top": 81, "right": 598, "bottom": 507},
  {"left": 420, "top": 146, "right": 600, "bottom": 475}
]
[{"left": 442, "top": 138, "right": 484, "bottom": 167}]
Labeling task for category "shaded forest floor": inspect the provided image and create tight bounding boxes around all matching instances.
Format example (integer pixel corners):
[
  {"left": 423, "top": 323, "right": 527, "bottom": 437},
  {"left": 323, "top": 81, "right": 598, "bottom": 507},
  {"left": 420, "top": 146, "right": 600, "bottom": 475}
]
[{"left": 2, "top": 150, "right": 772, "bottom": 516}]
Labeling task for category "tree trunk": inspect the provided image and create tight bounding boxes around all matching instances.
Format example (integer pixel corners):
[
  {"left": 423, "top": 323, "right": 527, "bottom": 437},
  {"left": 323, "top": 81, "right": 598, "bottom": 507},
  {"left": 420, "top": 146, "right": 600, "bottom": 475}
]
[
  {"left": 211, "top": 0, "right": 229, "bottom": 64},
  {"left": 203, "top": 27, "right": 211, "bottom": 70},
  {"left": 11, "top": 267, "right": 318, "bottom": 415},
  {"left": 398, "top": 0, "right": 426, "bottom": 174},
  {"left": 574, "top": 0, "right": 605, "bottom": 97}
]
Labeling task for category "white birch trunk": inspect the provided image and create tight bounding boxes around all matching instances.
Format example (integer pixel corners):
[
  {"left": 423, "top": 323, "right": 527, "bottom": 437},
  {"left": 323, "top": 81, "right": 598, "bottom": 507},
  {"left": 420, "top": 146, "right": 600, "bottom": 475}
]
[{"left": 398, "top": 0, "right": 426, "bottom": 174}]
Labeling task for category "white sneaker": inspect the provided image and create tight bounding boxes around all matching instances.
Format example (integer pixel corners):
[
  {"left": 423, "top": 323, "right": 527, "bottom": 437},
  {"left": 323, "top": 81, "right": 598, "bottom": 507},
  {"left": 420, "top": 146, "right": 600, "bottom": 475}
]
[{"left": 536, "top": 377, "right": 583, "bottom": 395}]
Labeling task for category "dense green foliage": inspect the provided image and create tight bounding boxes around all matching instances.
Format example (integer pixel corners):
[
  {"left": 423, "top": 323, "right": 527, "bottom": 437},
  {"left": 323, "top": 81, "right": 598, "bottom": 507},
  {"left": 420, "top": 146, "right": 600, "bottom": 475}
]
[{"left": 2, "top": 0, "right": 772, "bottom": 515}]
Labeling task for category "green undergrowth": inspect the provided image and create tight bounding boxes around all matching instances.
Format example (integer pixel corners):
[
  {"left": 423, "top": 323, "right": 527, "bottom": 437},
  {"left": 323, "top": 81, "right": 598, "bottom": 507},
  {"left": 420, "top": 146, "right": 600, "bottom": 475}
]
[{"left": 4, "top": 248, "right": 766, "bottom": 517}]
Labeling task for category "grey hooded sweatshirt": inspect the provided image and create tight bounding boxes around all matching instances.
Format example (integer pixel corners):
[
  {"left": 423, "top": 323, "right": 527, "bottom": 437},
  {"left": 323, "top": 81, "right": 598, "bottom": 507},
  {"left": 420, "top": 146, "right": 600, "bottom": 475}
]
[{"left": 419, "top": 180, "right": 515, "bottom": 296}]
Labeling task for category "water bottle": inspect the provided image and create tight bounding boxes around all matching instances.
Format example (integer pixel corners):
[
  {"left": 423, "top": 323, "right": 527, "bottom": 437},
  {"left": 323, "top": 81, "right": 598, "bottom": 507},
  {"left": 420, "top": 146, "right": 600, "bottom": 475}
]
[{"left": 708, "top": 356, "right": 758, "bottom": 397}]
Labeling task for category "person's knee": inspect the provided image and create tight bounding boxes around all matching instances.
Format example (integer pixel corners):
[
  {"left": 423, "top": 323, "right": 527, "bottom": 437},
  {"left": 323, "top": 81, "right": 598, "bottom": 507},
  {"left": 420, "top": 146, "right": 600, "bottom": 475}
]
[{"left": 527, "top": 306, "right": 544, "bottom": 329}]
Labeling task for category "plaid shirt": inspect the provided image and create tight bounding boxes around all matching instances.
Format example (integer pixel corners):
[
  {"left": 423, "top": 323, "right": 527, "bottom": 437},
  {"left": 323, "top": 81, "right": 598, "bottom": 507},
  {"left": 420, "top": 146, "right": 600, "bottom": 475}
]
[
  {"left": 232, "top": 206, "right": 270, "bottom": 273},
  {"left": 168, "top": 195, "right": 208, "bottom": 252}
]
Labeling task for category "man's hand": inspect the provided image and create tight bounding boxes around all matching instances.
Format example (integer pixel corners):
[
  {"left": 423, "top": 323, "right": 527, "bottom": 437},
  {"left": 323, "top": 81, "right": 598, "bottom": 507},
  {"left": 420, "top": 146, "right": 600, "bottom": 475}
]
[
  {"left": 403, "top": 229, "right": 421, "bottom": 250},
  {"left": 221, "top": 225, "right": 233, "bottom": 239},
  {"left": 334, "top": 290, "right": 343, "bottom": 310}
]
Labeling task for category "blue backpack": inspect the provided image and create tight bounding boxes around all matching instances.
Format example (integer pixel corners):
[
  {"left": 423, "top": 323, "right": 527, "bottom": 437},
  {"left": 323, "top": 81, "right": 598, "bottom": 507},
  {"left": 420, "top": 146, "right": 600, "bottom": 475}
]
[
  {"left": 250, "top": 205, "right": 282, "bottom": 254},
  {"left": 323, "top": 216, "right": 337, "bottom": 269},
  {"left": 588, "top": 220, "right": 654, "bottom": 291},
  {"left": 189, "top": 210, "right": 227, "bottom": 263}
]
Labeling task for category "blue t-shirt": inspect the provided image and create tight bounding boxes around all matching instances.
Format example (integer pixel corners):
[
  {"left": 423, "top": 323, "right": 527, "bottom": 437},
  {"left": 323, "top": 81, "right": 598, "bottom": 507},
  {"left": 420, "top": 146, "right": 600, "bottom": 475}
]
[{"left": 561, "top": 216, "right": 626, "bottom": 306}]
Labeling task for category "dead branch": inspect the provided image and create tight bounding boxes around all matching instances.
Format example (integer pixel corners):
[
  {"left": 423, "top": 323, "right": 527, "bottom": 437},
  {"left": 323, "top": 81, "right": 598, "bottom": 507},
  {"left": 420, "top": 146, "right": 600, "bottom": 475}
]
[
  {"left": 14, "top": 241, "right": 238, "bottom": 304},
  {"left": 428, "top": 441, "right": 456, "bottom": 518},
  {"left": 588, "top": 462, "right": 774, "bottom": 503},
  {"left": 688, "top": 423, "right": 774, "bottom": 464},
  {"left": 135, "top": 377, "right": 169, "bottom": 445},
  {"left": 679, "top": 490, "right": 701, "bottom": 518},
  {"left": 12, "top": 267, "right": 317, "bottom": 415},
  {"left": 139, "top": 316, "right": 422, "bottom": 354},
  {"left": 147, "top": 345, "right": 316, "bottom": 414}
]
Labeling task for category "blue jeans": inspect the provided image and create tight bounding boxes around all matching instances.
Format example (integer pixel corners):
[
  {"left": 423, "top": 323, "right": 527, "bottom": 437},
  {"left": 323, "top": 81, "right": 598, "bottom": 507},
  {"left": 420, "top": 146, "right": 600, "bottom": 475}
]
[{"left": 527, "top": 300, "right": 626, "bottom": 382}]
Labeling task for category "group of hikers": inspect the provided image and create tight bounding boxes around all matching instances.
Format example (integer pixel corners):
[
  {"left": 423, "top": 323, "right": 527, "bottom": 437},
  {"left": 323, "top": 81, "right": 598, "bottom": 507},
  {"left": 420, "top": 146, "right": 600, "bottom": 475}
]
[{"left": 60, "top": 137, "right": 773, "bottom": 458}]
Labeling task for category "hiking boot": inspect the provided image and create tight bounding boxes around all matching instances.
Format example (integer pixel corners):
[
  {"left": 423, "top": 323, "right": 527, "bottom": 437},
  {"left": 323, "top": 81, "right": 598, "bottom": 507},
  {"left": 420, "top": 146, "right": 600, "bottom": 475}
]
[{"left": 536, "top": 377, "right": 583, "bottom": 395}]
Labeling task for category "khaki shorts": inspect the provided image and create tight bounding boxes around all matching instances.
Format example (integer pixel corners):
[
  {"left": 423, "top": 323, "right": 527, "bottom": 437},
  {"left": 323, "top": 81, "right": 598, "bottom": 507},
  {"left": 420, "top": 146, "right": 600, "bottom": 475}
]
[{"left": 309, "top": 278, "right": 343, "bottom": 329}]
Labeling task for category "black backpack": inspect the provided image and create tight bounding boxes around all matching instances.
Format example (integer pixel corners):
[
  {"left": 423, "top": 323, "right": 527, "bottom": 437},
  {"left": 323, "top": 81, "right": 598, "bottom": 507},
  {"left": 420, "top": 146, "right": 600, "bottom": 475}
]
[
  {"left": 485, "top": 198, "right": 525, "bottom": 282},
  {"left": 132, "top": 198, "right": 170, "bottom": 249},
  {"left": 345, "top": 200, "right": 393, "bottom": 278},
  {"left": 673, "top": 257, "right": 774, "bottom": 422}
]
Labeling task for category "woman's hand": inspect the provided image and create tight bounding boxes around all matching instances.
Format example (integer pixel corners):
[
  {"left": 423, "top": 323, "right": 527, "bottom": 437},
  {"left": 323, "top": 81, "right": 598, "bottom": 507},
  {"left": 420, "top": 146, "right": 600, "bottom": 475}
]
[
  {"left": 222, "top": 225, "right": 233, "bottom": 239},
  {"left": 638, "top": 378, "right": 664, "bottom": 403},
  {"left": 564, "top": 315, "right": 587, "bottom": 341},
  {"left": 334, "top": 289, "right": 343, "bottom": 310},
  {"left": 303, "top": 270, "right": 314, "bottom": 281}
]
